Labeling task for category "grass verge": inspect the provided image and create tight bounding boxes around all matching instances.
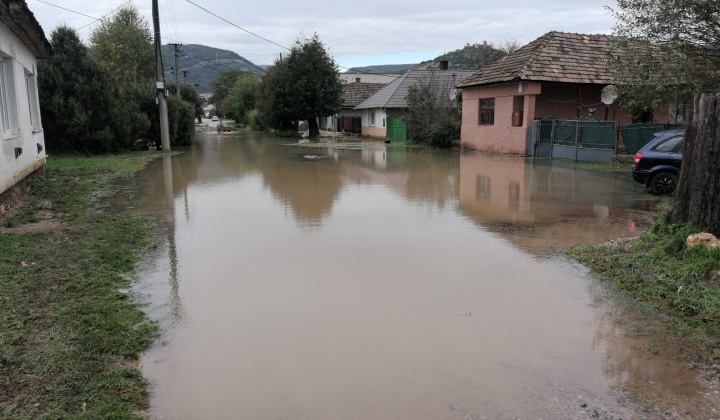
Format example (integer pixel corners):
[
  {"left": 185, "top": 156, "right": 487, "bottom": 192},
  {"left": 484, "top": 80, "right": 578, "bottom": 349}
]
[
  {"left": 0, "top": 152, "right": 168, "bottom": 419},
  {"left": 567, "top": 212, "right": 720, "bottom": 354}
]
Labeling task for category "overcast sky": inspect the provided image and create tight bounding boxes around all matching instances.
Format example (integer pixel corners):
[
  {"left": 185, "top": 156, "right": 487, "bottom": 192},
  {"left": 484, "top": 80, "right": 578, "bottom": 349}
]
[{"left": 29, "top": 0, "right": 619, "bottom": 70}]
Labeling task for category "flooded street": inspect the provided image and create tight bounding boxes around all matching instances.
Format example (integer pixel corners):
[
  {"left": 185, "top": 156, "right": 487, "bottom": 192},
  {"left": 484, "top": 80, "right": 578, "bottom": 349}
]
[{"left": 113, "top": 130, "right": 719, "bottom": 419}]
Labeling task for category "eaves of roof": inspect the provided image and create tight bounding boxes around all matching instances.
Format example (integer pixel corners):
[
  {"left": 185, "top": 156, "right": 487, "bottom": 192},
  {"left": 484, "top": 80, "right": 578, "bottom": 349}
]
[
  {"left": 0, "top": 0, "right": 52, "bottom": 59},
  {"left": 355, "top": 69, "right": 475, "bottom": 110},
  {"left": 457, "top": 31, "right": 619, "bottom": 88}
]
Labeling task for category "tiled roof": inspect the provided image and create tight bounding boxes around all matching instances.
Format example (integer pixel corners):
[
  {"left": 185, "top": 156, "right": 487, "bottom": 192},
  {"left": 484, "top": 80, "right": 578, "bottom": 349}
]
[
  {"left": 355, "top": 69, "right": 475, "bottom": 109},
  {"left": 341, "top": 82, "right": 386, "bottom": 108},
  {"left": 0, "top": 0, "right": 52, "bottom": 59},
  {"left": 457, "top": 31, "right": 619, "bottom": 88}
]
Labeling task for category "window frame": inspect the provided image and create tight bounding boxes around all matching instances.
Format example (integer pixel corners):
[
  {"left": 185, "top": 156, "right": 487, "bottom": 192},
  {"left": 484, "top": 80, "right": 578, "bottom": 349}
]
[
  {"left": 479, "top": 98, "right": 495, "bottom": 125},
  {"left": 0, "top": 57, "right": 11, "bottom": 136}
]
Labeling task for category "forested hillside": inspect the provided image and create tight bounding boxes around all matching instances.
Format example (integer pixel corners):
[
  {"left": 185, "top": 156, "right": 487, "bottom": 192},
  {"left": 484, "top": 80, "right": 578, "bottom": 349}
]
[{"left": 161, "top": 44, "right": 265, "bottom": 93}]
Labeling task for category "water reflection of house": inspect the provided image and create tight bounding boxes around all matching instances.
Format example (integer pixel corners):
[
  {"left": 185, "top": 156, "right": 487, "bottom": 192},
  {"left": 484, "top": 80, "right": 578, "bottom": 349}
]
[{"left": 458, "top": 152, "right": 657, "bottom": 252}]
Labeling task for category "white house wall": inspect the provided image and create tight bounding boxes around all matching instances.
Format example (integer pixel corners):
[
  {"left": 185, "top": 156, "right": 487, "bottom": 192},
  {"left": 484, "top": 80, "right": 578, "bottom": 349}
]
[
  {"left": 0, "top": 22, "right": 46, "bottom": 194},
  {"left": 360, "top": 108, "right": 387, "bottom": 138}
]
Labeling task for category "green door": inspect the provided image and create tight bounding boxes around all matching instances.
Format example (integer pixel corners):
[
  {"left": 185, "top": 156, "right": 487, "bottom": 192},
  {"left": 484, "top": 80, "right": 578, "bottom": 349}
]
[{"left": 387, "top": 118, "right": 407, "bottom": 141}]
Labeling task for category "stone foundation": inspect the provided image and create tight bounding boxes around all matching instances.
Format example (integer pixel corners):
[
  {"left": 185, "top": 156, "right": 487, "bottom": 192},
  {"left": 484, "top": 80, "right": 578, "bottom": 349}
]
[{"left": 0, "top": 167, "right": 45, "bottom": 219}]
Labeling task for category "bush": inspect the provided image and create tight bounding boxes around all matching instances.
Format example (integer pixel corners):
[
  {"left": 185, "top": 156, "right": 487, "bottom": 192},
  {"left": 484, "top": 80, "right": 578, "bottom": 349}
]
[
  {"left": 39, "top": 26, "right": 144, "bottom": 153},
  {"left": 427, "top": 121, "right": 460, "bottom": 148},
  {"left": 272, "top": 129, "right": 301, "bottom": 139}
]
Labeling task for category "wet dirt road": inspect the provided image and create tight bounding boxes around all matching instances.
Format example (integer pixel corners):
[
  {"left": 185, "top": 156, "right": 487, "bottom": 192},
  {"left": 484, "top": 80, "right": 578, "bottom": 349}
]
[{"left": 113, "top": 130, "right": 720, "bottom": 419}]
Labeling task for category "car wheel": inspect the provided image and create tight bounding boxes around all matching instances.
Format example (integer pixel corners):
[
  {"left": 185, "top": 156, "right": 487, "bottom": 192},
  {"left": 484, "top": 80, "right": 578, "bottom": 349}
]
[{"left": 650, "top": 172, "right": 677, "bottom": 195}]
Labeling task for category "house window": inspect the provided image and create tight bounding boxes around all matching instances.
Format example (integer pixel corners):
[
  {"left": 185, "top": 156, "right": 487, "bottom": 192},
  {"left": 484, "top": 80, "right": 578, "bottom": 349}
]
[
  {"left": 370, "top": 111, "right": 375, "bottom": 126},
  {"left": 382, "top": 118, "right": 385, "bottom": 128},
  {"left": 0, "top": 58, "right": 10, "bottom": 135},
  {"left": 479, "top": 98, "right": 495, "bottom": 125},
  {"left": 25, "top": 73, "right": 41, "bottom": 130}
]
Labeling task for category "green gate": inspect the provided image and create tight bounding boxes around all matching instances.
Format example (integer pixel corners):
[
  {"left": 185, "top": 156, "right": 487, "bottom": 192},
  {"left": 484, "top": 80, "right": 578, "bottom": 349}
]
[{"left": 387, "top": 118, "right": 407, "bottom": 141}]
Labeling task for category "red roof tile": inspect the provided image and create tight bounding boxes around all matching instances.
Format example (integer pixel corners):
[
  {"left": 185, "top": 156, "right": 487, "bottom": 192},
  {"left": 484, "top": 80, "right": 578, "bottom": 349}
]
[{"left": 457, "top": 31, "right": 619, "bottom": 88}]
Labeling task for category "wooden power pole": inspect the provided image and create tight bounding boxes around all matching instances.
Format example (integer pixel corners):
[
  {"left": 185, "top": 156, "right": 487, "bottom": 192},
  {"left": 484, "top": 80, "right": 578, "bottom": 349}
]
[
  {"left": 152, "top": 0, "right": 170, "bottom": 151},
  {"left": 169, "top": 43, "right": 181, "bottom": 97}
]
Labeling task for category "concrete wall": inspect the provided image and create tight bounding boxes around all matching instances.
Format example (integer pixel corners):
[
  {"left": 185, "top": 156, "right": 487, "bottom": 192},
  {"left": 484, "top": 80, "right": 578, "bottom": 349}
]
[
  {"left": 0, "top": 23, "right": 47, "bottom": 196},
  {"left": 360, "top": 108, "right": 387, "bottom": 138},
  {"left": 461, "top": 82, "right": 540, "bottom": 154},
  {"left": 534, "top": 83, "right": 632, "bottom": 123}
]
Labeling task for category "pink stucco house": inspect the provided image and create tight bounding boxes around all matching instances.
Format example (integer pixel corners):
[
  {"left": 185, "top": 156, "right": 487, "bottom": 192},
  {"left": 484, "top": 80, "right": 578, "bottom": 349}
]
[{"left": 458, "top": 31, "right": 640, "bottom": 155}]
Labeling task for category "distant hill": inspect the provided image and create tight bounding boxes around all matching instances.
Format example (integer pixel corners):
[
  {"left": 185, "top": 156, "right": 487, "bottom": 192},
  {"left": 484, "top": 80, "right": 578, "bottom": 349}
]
[
  {"left": 414, "top": 42, "right": 517, "bottom": 70},
  {"left": 346, "top": 43, "right": 511, "bottom": 74},
  {"left": 161, "top": 44, "right": 265, "bottom": 93},
  {"left": 345, "top": 64, "right": 416, "bottom": 74}
]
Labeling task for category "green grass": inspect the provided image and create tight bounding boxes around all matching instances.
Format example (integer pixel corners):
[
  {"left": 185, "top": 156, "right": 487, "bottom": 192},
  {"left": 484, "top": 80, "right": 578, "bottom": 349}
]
[
  {"left": 0, "top": 152, "right": 169, "bottom": 419},
  {"left": 574, "top": 160, "right": 633, "bottom": 172},
  {"left": 568, "top": 212, "right": 720, "bottom": 351}
]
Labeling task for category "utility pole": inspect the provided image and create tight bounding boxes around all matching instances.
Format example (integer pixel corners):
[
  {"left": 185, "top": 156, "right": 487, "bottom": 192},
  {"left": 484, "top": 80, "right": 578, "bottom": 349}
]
[
  {"left": 169, "top": 43, "right": 181, "bottom": 97},
  {"left": 152, "top": 0, "right": 170, "bottom": 151},
  {"left": 182, "top": 71, "right": 188, "bottom": 86}
]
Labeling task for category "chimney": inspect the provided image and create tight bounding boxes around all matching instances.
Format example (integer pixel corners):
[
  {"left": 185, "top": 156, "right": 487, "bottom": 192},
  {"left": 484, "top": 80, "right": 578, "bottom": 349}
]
[{"left": 439, "top": 60, "right": 449, "bottom": 70}]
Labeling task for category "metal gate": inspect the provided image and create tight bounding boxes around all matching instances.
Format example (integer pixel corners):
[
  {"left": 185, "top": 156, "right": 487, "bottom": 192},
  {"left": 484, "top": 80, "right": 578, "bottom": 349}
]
[
  {"left": 529, "top": 119, "right": 618, "bottom": 162},
  {"left": 337, "top": 117, "right": 361, "bottom": 134},
  {"left": 387, "top": 118, "right": 407, "bottom": 141}
]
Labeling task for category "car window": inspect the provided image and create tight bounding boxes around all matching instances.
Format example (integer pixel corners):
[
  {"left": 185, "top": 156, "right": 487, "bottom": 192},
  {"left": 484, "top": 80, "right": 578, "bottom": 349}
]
[{"left": 652, "top": 135, "right": 684, "bottom": 152}]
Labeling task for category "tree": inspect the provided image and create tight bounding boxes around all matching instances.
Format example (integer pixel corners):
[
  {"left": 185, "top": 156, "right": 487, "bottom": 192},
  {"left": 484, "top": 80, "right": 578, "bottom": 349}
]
[
  {"left": 38, "top": 26, "right": 145, "bottom": 153},
  {"left": 88, "top": 3, "right": 155, "bottom": 85},
  {"left": 610, "top": 1, "right": 720, "bottom": 233},
  {"left": 670, "top": 93, "right": 720, "bottom": 234},
  {"left": 609, "top": 0, "right": 720, "bottom": 118},
  {"left": 472, "top": 40, "right": 522, "bottom": 68},
  {"left": 209, "top": 70, "right": 245, "bottom": 118},
  {"left": 255, "top": 34, "right": 343, "bottom": 136},
  {"left": 228, "top": 72, "right": 260, "bottom": 126},
  {"left": 168, "top": 84, "right": 204, "bottom": 122},
  {"left": 405, "top": 72, "right": 461, "bottom": 147}
]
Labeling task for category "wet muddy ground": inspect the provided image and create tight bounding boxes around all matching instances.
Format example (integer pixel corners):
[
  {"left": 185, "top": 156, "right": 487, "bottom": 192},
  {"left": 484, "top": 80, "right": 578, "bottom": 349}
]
[{"left": 111, "top": 129, "right": 720, "bottom": 419}]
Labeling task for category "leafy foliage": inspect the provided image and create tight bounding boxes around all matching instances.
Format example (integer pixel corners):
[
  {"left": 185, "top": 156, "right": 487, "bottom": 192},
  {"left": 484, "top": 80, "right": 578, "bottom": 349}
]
[
  {"left": 414, "top": 40, "right": 523, "bottom": 70},
  {"left": 228, "top": 72, "right": 260, "bottom": 126},
  {"left": 168, "top": 83, "right": 204, "bottom": 122},
  {"left": 209, "top": 70, "right": 246, "bottom": 118},
  {"left": 255, "top": 34, "right": 343, "bottom": 136},
  {"left": 404, "top": 72, "right": 461, "bottom": 147},
  {"left": 609, "top": 0, "right": 720, "bottom": 117},
  {"left": 88, "top": 3, "right": 155, "bottom": 85},
  {"left": 38, "top": 26, "right": 146, "bottom": 153}
]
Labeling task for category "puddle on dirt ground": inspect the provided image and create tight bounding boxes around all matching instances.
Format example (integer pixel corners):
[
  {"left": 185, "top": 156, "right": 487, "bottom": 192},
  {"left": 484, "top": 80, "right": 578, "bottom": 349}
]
[{"left": 106, "top": 130, "right": 720, "bottom": 419}]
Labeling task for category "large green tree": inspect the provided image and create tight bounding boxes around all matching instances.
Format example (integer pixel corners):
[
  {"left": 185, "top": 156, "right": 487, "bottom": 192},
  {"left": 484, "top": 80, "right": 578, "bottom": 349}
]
[
  {"left": 38, "top": 26, "right": 145, "bottom": 153},
  {"left": 610, "top": 1, "right": 720, "bottom": 233},
  {"left": 609, "top": 0, "right": 720, "bottom": 117},
  {"left": 209, "top": 70, "right": 245, "bottom": 118},
  {"left": 228, "top": 72, "right": 260, "bottom": 126},
  {"left": 88, "top": 3, "right": 155, "bottom": 85},
  {"left": 256, "top": 34, "right": 343, "bottom": 136}
]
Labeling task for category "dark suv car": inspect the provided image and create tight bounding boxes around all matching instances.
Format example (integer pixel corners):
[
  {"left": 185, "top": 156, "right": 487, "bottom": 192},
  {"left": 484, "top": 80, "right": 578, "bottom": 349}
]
[{"left": 632, "top": 130, "right": 684, "bottom": 195}]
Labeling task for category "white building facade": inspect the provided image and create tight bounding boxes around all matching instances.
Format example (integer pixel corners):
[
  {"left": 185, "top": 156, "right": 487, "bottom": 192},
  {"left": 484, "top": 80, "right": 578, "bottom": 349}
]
[{"left": 0, "top": 0, "right": 51, "bottom": 201}]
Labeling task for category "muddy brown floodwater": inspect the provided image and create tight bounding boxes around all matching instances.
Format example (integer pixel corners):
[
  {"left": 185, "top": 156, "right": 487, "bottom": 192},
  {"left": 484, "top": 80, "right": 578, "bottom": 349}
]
[{"left": 109, "top": 130, "right": 720, "bottom": 419}]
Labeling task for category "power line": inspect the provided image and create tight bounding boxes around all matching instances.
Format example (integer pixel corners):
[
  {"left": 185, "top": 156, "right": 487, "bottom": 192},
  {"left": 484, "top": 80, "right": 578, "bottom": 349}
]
[
  {"left": 186, "top": 0, "right": 290, "bottom": 51},
  {"left": 34, "top": 0, "right": 98, "bottom": 20},
  {"left": 77, "top": 1, "right": 132, "bottom": 31}
]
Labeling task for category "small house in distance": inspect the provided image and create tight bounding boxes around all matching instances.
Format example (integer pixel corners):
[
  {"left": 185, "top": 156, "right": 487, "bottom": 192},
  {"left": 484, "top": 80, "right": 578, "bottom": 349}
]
[
  {"left": 0, "top": 0, "right": 51, "bottom": 216},
  {"left": 457, "top": 31, "right": 664, "bottom": 156},
  {"left": 318, "top": 76, "right": 387, "bottom": 134},
  {"left": 355, "top": 64, "right": 475, "bottom": 140}
]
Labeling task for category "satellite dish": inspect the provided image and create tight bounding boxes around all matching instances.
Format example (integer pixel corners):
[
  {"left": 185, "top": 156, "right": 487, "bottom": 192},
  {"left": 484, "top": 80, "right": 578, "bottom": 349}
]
[{"left": 601, "top": 85, "right": 617, "bottom": 105}]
